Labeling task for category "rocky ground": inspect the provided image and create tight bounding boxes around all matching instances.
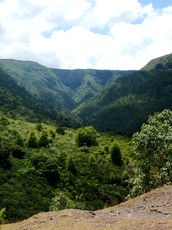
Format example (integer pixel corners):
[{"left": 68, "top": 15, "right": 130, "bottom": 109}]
[{"left": 1, "top": 185, "right": 172, "bottom": 230}]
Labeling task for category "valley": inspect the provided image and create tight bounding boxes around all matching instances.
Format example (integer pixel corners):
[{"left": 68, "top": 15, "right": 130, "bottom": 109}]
[{"left": 0, "top": 53, "right": 172, "bottom": 229}]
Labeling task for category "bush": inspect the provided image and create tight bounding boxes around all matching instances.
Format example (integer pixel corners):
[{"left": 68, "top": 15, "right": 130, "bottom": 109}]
[
  {"left": 76, "top": 126, "right": 98, "bottom": 147},
  {"left": 49, "top": 192, "right": 71, "bottom": 211},
  {"left": 39, "top": 131, "right": 50, "bottom": 147},
  {"left": 0, "top": 146, "right": 11, "bottom": 169},
  {"left": 27, "top": 132, "right": 38, "bottom": 148},
  {"left": 30, "top": 153, "right": 60, "bottom": 186},
  {"left": 16, "top": 134, "right": 25, "bottom": 147},
  {"left": 36, "top": 123, "right": 43, "bottom": 131},
  {"left": 110, "top": 142, "right": 123, "bottom": 166},
  {"left": 131, "top": 109, "right": 172, "bottom": 196},
  {"left": 56, "top": 127, "right": 65, "bottom": 135},
  {"left": 50, "top": 130, "right": 56, "bottom": 139},
  {"left": 0, "top": 208, "right": 6, "bottom": 224},
  {"left": 9, "top": 145, "right": 25, "bottom": 159}
]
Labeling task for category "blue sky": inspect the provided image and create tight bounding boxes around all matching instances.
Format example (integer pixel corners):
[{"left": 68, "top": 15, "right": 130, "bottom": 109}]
[
  {"left": 140, "top": 0, "right": 172, "bottom": 8},
  {"left": 0, "top": 0, "right": 172, "bottom": 70}
]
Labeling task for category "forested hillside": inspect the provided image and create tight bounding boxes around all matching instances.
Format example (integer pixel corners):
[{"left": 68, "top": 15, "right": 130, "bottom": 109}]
[
  {"left": 142, "top": 53, "right": 172, "bottom": 71},
  {"left": 0, "top": 66, "right": 80, "bottom": 128},
  {"left": 0, "top": 66, "right": 46, "bottom": 119},
  {"left": 52, "top": 69, "right": 133, "bottom": 104},
  {"left": 0, "top": 60, "right": 76, "bottom": 110},
  {"left": 0, "top": 115, "right": 130, "bottom": 221},
  {"left": 77, "top": 54, "right": 172, "bottom": 135},
  {"left": 0, "top": 59, "right": 133, "bottom": 112}
]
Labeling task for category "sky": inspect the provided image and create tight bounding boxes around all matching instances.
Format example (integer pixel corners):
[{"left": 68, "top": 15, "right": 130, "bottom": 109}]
[{"left": 0, "top": 0, "right": 172, "bottom": 70}]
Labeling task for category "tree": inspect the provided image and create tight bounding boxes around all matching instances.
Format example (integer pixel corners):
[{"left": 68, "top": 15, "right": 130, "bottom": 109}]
[
  {"left": 0, "top": 208, "right": 6, "bottom": 224},
  {"left": 0, "top": 146, "right": 11, "bottom": 169},
  {"left": 16, "top": 134, "right": 24, "bottom": 147},
  {"left": 27, "top": 132, "right": 38, "bottom": 148},
  {"left": 131, "top": 109, "right": 172, "bottom": 196},
  {"left": 110, "top": 142, "right": 123, "bottom": 166},
  {"left": 56, "top": 127, "right": 65, "bottom": 135},
  {"left": 39, "top": 131, "right": 50, "bottom": 147},
  {"left": 9, "top": 145, "right": 25, "bottom": 159},
  {"left": 36, "top": 123, "right": 43, "bottom": 131},
  {"left": 76, "top": 126, "right": 98, "bottom": 147}
]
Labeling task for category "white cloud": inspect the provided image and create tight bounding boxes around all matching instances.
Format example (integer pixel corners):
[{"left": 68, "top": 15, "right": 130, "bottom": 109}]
[{"left": 0, "top": 0, "right": 172, "bottom": 69}]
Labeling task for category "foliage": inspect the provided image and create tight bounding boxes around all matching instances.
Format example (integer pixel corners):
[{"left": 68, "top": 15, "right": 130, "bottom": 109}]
[
  {"left": 9, "top": 145, "right": 25, "bottom": 159},
  {"left": 49, "top": 192, "right": 75, "bottom": 211},
  {"left": 0, "top": 115, "right": 130, "bottom": 222},
  {"left": 77, "top": 69, "right": 172, "bottom": 135},
  {"left": 0, "top": 59, "right": 76, "bottom": 110},
  {"left": 27, "top": 132, "right": 38, "bottom": 148},
  {"left": 76, "top": 126, "right": 98, "bottom": 147},
  {"left": 56, "top": 127, "right": 65, "bottom": 135},
  {"left": 131, "top": 109, "right": 172, "bottom": 196},
  {"left": 30, "top": 152, "right": 60, "bottom": 186},
  {"left": 0, "top": 146, "right": 11, "bottom": 169},
  {"left": 38, "top": 131, "right": 51, "bottom": 147},
  {"left": 110, "top": 142, "right": 123, "bottom": 166},
  {"left": 0, "top": 208, "right": 6, "bottom": 224},
  {"left": 142, "top": 53, "right": 172, "bottom": 71}
]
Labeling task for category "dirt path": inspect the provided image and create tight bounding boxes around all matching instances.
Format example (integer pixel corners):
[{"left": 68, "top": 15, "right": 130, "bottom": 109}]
[{"left": 1, "top": 185, "right": 172, "bottom": 230}]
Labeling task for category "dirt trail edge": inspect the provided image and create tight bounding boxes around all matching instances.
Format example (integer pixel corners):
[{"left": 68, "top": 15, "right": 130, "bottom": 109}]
[{"left": 1, "top": 185, "right": 172, "bottom": 230}]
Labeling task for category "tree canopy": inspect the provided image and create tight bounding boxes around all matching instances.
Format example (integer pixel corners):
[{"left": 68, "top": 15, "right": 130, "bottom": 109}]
[{"left": 131, "top": 109, "right": 172, "bottom": 196}]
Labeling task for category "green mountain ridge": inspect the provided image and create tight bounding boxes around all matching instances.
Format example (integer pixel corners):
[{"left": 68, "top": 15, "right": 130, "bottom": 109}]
[
  {"left": 0, "top": 66, "right": 44, "bottom": 119},
  {"left": 142, "top": 53, "right": 172, "bottom": 71},
  {"left": 0, "top": 59, "right": 76, "bottom": 110},
  {"left": 51, "top": 69, "right": 133, "bottom": 105},
  {"left": 0, "top": 59, "right": 133, "bottom": 113},
  {"left": 1, "top": 53, "right": 172, "bottom": 135},
  {"left": 77, "top": 53, "right": 172, "bottom": 135},
  {"left": 0, "top": 66, "right": 80, "bottom": 128}
]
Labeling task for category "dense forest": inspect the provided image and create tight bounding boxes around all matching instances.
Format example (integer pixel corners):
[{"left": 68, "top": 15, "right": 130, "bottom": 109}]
[{"left": 0, "top": 53, "right": 172, "bottom": 223}]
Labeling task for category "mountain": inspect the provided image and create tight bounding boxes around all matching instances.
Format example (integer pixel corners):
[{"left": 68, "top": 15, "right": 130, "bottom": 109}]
[
  {"left": 2, "top": 185, "right": 172, "bottom": 230},
  {"left": 0, "top": 66, "right": 80, "bottom": 127},
  {"left": 1, "top": 53, "right": 172, "bottom": 135},
  {"left": 77, "top": 57, "right": 172, "bottom": 135},
  {"left": 51, "top": 69, "right": 133, "bottom": 105},
  {"left": 0, "top": 59, "right": 76, "bottom": 110},
  {"left": 142, "top": 53, "right": 172, "bottom": 71},
  {"left": 0, "top": 66, "right": 43, "bottom": 119},
  {"left": 0, "top": 60, "right": 132, "bottom": 111}
]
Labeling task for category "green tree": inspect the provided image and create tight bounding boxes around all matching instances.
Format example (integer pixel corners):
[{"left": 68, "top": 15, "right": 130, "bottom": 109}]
[
  {"left": 36, "top": 123, "right": 43, "bottom": 131},
  {"left": 76, "top": 126, "right": 98, "bottom": 147},
  {"left": 131, "top": 109, "right": 172, "bottom": 196},
  {"left": 16, "top": 134, "right": 24, "bottom": 147},
  {"left": 56, "top": 127, "right": 65, "bottom": 135},
  {"left": 9, "top": 145, "right": 25, "bottom": 159},
  {"left": 0, "top": 208, "right": 6, "bottom": 224},
  {"left": 0, "top": 146, "right": 11, "bottom": 169},
  {"left": 110, "top": 142, "right": 123, "bottom": 166},
  {"left": 27, "top": 132, "right": 38, "bottom": 148},
  {"left": 39, "top": 131, "right": 50, "bottom": 147}
]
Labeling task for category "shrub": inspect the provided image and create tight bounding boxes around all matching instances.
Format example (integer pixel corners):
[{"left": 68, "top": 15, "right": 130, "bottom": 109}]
[
  {"left": 0, "top": 146, "right": 11, "bottom": 169},
  {"left": 30, "top": 153, "right": 60, "bottom": 186},
  {"left": 110, "top": 142, "right": 123, "bottom": 166},
  {"left": 16, "top": 134, "right": 25, "bottom": 147},
  {"left": 0, "top": 208, "right": 6, "bottom": 224},
  {"left": 27, "top": 132, "right": 38, "bottom": 148},
  {"left": 39, "top": 131, "right": 50, "bottom": 147},
  {"left": 131, "top": 109, "right": 172, "bottom": 196},
  {"left": 50, "top": 130, "right": 56, "bottom": 139},
  {"left": 76, "top": 126, "right": 98, "bottom": 147},
  {"left": 49, "top": 192, "right": 70, "bottom": 211},
  {"left": 9, "top": 145, "right": 25, "bottom": 159},
  {"left": 36, "top": 123, "right": 43, "bottom": 131},
  {"left": 56, "top": 127, "right": 65, "bottom": 135}
]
